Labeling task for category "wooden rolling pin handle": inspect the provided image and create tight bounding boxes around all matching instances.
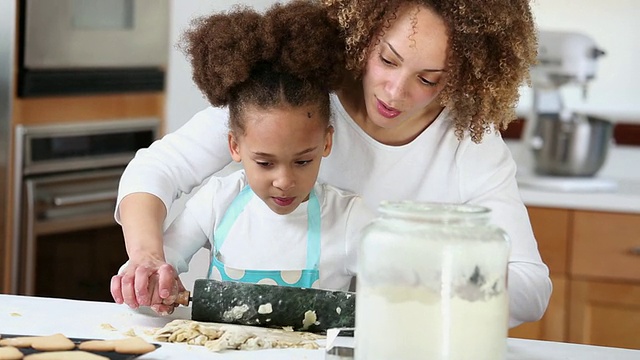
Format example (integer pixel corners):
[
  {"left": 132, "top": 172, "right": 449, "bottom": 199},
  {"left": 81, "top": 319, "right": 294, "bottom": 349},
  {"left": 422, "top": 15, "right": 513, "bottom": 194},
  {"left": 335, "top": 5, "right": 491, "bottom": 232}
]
[{"left": 175, "top": 290, "right": 191, "bottom": 306}]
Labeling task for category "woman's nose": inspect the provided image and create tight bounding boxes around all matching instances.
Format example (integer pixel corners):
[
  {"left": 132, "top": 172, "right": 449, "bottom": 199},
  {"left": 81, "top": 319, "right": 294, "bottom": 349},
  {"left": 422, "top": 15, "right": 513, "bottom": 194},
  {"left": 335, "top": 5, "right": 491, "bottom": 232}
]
[{"left": 386, "top": 74, "right": 409, "bottom": 99}]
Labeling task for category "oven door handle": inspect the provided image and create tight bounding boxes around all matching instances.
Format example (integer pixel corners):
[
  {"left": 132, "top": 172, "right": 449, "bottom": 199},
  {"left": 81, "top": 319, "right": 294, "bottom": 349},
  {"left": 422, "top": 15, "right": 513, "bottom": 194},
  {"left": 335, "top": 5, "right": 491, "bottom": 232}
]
[{"left": 52, "top": 190, "right": 118, "bottom": 206}]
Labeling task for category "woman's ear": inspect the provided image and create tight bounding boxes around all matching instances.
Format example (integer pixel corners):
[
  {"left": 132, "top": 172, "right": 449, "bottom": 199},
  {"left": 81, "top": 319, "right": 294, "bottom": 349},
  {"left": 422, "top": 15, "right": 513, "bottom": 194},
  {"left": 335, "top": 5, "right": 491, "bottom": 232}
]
[
  {"left": 228, "top": 132, "right": 242, "bottom": 162},
  {"left": 323, "top": 125, "right": 334, "bottom": 157}
]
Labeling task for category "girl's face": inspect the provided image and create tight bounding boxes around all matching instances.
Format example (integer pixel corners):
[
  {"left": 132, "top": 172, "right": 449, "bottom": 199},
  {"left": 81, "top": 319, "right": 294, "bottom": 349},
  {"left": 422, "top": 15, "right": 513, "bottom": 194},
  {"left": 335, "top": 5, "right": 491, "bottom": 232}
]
[
  {"left": 361, "top": 4, "right": 449, "bottom": 130},
  {"left": 228, "top": 104, "right": 332, "bottom": 215}
]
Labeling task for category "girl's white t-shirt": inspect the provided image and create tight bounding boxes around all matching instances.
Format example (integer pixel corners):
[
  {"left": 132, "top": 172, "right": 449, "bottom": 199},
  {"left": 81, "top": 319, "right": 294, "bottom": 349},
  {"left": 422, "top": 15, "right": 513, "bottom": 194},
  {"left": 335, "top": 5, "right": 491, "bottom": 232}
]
[{"left": 162, "top": 170, "right": 374, "bottom": 292}]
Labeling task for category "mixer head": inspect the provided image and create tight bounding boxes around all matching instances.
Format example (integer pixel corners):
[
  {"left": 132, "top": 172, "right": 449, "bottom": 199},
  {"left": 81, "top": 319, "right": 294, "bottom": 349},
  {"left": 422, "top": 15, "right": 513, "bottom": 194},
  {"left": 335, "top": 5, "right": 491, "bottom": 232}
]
[{"left": 531, "top": 30, "right": 606, "bottom": 90}]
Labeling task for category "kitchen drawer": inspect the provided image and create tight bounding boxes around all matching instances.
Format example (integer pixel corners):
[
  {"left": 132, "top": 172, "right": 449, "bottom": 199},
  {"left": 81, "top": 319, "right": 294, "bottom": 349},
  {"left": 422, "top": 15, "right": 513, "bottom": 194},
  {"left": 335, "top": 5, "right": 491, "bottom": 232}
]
[
  {"left": 571, "top": 211, "right": 640, "bottom": 281},
  {"left": 569, "top": 279, "right": 640, "bottom": 349},
  {"left": 527, "top": 207, "right": 570, "bottom": 275}
]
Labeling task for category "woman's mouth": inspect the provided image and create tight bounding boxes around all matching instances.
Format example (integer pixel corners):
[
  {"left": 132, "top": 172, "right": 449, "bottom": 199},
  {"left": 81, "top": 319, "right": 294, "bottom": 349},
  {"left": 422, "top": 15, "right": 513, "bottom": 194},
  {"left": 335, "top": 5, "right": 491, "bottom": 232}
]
[
  {"left": 376, "top": 99, "right": 401, "bottom": 119},
  {"left": 273, "top": 197, "right": 295, "bottom": 207}
]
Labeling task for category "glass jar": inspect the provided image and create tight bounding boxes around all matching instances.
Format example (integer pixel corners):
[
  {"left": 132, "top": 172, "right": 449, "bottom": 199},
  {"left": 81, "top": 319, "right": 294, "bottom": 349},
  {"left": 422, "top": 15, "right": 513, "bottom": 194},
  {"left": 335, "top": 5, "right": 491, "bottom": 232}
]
[{"left": 354, "top": 202, "right": 510, "bottom": 360}]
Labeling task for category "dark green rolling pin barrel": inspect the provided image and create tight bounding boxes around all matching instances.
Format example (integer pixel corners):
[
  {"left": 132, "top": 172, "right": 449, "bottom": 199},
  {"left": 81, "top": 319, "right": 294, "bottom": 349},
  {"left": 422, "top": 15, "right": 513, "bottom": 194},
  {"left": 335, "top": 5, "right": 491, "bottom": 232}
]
[{"left": 176, "top": 279, "right": 356, "bottom": 333}]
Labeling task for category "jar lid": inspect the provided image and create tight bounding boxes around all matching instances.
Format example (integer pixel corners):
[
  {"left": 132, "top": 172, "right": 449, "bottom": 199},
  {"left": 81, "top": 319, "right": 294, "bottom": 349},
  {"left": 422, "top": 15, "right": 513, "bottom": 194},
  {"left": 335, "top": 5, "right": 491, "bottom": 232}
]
[{"left": 378, "top": 201, "right": 490, "bottom": 223}]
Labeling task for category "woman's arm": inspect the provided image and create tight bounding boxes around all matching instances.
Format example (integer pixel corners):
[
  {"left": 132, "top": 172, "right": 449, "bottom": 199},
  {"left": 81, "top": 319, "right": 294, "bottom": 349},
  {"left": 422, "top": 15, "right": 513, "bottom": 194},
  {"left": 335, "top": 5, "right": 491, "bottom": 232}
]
[
  {"left": 115, "top": 106, "right": 233, "bottom": 223},
  {"left": 460, "top": 133, "right": 552, "bottom": 327}
]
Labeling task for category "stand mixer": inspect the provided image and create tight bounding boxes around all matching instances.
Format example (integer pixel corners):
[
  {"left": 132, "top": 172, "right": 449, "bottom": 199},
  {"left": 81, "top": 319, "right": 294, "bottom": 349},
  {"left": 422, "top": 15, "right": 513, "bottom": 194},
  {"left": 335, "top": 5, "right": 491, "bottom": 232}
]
[{"left": 518, "top": 30, "right": 616, "bottom": 192}]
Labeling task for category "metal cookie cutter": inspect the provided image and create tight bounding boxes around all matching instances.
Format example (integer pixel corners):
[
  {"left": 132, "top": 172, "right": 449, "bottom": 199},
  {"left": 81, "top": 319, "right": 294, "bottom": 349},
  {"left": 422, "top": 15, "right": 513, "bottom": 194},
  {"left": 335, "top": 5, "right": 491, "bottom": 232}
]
[
  {"left": 325, "top": 328, "right": 354, "bottom": 360},
  {"left": 326, "top": 346, "right": 354, "bottom": 360}
]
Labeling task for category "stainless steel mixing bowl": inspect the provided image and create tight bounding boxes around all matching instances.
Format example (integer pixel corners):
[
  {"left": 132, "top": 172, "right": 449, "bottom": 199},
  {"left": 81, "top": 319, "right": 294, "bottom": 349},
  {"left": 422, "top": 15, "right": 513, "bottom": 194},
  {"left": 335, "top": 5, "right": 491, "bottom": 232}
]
[{"left": 531, "top": 113, "right": 614, "bottom": 176}]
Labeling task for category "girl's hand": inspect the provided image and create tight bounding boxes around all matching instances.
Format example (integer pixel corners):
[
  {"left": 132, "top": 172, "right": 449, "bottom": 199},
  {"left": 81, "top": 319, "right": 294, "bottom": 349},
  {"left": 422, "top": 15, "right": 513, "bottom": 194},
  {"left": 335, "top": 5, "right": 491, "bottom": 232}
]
[
  {"left": 149, "top": 271, "right": 187, "bottom": 315},
  {"left": 110, "top": 261, "right": 180, "bottom": 311}
]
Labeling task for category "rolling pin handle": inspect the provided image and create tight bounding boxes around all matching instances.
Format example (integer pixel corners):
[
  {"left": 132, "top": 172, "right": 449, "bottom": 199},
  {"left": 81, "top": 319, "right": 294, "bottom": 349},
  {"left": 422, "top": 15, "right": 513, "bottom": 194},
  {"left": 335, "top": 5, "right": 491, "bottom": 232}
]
[{"left": 175, "top": 290, "right": 191, "bottom": 306}]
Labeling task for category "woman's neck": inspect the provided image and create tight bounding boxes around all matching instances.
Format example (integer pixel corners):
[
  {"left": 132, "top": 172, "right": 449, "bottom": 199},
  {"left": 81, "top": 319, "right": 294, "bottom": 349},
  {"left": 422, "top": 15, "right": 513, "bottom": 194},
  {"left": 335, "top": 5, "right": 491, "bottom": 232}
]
[{"left": 336, "top": 83, "right": 444, "bottom": 146}]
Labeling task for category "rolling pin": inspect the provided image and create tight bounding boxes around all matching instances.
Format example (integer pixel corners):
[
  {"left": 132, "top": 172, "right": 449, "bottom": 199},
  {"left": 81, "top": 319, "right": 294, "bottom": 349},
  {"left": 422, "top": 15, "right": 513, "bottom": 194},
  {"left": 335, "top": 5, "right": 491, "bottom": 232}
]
[{"left": 175, "top": 279, "right": 356, "bottom": 333}]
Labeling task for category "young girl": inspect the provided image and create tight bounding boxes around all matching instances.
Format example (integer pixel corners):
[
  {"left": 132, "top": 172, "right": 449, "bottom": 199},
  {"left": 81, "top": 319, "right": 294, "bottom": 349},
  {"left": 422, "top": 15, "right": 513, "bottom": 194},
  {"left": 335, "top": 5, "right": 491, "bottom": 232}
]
[
  {"left": 111, "top": 1, "right": 373, "bottom": 314},
  {"left": 115, "top": 0, "right": 552, "bottom": 327}
]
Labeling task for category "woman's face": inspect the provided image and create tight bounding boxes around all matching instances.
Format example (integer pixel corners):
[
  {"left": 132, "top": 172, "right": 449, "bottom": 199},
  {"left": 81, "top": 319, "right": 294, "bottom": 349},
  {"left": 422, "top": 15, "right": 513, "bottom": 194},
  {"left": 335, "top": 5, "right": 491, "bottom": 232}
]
[
  {"left": 361, "top": 4, "right": 449, "bottom": 130},
  {"left": 228, "top": 104, "right": 332, "bottom": 215}
]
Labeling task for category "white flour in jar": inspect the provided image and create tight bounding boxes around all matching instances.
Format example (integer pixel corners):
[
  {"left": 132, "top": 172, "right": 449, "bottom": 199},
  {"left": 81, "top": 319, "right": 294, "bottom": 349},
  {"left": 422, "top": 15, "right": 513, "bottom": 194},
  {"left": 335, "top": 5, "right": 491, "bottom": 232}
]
[{"left": 355, "top": 285, "right": 508, "bottom": 360}]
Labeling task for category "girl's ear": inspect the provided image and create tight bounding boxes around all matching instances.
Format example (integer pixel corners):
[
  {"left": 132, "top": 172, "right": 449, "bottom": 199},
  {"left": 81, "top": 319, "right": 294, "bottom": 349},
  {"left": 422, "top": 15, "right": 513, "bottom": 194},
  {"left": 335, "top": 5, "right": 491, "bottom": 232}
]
[
  {"left": 228, "top": 132, "right": 242, "bottom": 162},
  {"left": 323, "top": 125, "right": 334, "bottom": 157}
]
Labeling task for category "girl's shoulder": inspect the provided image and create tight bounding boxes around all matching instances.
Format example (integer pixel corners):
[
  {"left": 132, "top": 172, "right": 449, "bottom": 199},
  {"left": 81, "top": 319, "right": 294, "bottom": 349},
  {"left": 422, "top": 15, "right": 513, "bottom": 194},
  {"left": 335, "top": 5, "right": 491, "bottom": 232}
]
[{"left": 316, "top": 182, "right": 374, "bottom": 216}]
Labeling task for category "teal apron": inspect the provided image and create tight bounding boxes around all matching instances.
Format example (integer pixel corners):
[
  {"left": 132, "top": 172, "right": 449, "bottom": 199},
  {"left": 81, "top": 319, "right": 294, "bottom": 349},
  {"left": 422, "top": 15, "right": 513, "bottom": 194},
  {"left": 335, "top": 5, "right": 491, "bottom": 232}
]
[{"left": 207, "top": 185, "right": 321, "bottom": 289}]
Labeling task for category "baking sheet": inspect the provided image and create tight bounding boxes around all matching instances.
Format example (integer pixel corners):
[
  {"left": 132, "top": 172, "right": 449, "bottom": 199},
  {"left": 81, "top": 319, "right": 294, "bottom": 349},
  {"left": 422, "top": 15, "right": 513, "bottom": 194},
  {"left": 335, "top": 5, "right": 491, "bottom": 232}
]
[{"left": 0, "top": 334, "right": 161, "bottom": 360}]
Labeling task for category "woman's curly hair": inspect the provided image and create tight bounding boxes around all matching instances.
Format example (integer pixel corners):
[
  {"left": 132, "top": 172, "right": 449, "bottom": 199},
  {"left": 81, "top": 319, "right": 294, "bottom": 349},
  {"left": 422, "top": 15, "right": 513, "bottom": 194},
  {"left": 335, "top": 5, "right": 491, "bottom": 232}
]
[
  {"left": 180, "top": 0, "right": 346, "bottom": 135},
  {"left": 322, "top": 0, "right": 537, "bottom": 143}
]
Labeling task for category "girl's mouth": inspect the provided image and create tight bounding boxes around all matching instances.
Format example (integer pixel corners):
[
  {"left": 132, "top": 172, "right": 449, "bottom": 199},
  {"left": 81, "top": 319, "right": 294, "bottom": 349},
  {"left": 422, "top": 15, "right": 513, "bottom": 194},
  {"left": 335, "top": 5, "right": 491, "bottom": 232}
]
[
  {"left": 273, "top": 197, "right": 295, "bottom": 207},
  {"left": 376, "top": 98, "right": 401, "bottom": 119}
]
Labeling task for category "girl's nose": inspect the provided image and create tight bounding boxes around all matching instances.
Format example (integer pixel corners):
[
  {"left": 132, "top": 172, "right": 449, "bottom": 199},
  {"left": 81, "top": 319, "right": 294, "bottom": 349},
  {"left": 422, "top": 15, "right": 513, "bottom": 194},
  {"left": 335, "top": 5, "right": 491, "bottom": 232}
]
[{"left": 273, "top": 167, "right": 295, "bottom": 191}]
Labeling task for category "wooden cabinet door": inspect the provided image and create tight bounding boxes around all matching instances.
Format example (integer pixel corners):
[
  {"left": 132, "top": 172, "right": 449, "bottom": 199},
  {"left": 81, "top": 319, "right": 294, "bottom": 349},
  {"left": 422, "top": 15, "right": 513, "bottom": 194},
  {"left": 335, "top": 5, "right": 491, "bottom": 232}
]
[
  {"left": 508, "top": 207, "right": 570, "bottom": 341},
  {"left": 509, "top": 275, "right": 567, "bottom": 342},
  {"left": 571, "top": 211, "right": 640, "bottom": 282},
  {"left": 527, "top": 207, "right": 570, "bottom": 275},
  {"left": 569, "top": 279, "right": 640, "bottom": 349}
]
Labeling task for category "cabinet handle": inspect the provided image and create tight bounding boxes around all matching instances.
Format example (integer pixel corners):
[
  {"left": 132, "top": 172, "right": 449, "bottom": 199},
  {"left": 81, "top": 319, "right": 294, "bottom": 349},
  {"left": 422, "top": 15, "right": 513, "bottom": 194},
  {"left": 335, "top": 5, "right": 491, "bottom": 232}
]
[{"left": 630, "top": 247, "right": 640, "bottom": 256}]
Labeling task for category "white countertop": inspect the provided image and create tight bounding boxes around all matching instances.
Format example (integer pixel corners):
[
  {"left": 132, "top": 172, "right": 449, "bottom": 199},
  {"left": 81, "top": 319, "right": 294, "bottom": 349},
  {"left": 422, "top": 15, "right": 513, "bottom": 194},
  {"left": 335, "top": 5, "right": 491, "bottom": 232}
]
[
  {"left": 507, "top": 141, "right": 640, "bottom": 214},
  {"left": 1, "top": 294, "right": 639, "bottom": 360}
]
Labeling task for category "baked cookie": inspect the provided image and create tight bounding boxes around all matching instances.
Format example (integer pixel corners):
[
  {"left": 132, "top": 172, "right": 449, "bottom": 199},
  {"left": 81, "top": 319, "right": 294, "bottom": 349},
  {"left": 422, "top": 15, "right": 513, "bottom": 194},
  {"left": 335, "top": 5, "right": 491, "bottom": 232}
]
[
  {"left": 0, "top": 346, "right": 24, "bottom": 360},
  {"left": 78, "top": 337, "right": 155, "bottom": 355},
  {"left": 76, "top": 340, "right": 115, "bottom": 352},
  {"left": 0, "top": 337, "right": 34, "bottom": 348},
  {"left": 23, "top": 351, "right": 108, "bottom": 360},
  {"left": 112, "top": 337, "right": 156, "bottom": 355},
  {"left": 30, "top": 334, "right": 75, "bottom": 352}
]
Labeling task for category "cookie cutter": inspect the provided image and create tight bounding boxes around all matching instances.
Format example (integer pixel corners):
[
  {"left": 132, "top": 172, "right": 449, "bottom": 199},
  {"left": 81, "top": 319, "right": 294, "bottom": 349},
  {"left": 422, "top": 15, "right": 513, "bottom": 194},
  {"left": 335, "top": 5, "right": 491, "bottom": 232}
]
[{"left": 325, "top": 327, "right": 354, "bottom": 360}]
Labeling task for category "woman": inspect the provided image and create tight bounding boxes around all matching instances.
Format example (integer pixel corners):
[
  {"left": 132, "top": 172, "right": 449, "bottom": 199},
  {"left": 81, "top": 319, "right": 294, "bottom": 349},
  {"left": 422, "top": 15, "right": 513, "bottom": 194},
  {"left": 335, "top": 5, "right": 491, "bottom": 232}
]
[{"left": 113, "top": 0, "right": 551, "bottom": 327}]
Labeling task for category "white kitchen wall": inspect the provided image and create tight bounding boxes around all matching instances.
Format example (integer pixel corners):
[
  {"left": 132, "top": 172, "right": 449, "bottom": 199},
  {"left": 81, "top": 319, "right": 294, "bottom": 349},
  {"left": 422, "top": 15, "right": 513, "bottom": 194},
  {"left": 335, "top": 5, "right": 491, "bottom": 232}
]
[
  {"left": 165, "top": 0, "right": 278, "bottom": 133},
  {"left": 519, "top": 0, "right": 640, "bottom": 122}
]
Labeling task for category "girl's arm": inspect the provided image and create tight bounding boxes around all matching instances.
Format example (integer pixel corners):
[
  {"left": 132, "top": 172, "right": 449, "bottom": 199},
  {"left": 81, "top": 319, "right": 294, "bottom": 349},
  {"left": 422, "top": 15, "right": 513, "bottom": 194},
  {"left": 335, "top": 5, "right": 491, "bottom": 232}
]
[{"left": 111, "top": 193, "right": 177, "bottom": 311}]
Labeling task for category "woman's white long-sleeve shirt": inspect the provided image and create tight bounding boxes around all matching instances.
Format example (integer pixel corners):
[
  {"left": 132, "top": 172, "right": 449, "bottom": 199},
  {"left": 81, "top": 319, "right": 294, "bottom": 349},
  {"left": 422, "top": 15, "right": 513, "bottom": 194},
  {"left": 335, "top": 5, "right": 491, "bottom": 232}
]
[{"left": 117, "top": 93, "right": 552, "bottom": 327}]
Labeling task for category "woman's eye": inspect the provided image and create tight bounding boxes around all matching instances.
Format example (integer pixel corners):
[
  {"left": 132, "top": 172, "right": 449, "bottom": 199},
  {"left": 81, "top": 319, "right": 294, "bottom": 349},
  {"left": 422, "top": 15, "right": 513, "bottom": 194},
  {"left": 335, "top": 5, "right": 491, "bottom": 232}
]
[
  {"left": 380, "top": 55, "right": 394, "bottom": 66},
  {"left": 419, "top": 76, "right": 437, "bottom": 87}
]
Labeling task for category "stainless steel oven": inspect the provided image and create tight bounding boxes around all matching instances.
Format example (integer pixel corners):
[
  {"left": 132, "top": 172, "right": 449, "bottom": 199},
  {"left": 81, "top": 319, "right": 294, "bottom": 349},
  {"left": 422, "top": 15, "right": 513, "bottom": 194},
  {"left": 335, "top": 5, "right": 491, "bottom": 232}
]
[
  {"left": 18, "top": 0, "right": 169, "bottom": 96},
  {"left": 12, "top": 118, "right": 159, "bottom": 301}
]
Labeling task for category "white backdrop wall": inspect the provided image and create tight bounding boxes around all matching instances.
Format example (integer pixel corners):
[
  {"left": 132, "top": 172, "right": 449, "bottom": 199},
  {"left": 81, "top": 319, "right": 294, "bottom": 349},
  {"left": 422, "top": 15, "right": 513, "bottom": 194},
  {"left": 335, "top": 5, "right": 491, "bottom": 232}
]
[{"left": 165, "top": 1, "right": 278, "bottom": 133}]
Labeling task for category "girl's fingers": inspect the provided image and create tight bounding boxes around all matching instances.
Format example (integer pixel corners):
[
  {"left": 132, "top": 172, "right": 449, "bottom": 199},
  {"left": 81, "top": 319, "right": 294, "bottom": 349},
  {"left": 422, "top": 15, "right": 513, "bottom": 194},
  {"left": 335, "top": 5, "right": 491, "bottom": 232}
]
[{"left": 110, "top": 275, "right": 124, "bottom": 304}]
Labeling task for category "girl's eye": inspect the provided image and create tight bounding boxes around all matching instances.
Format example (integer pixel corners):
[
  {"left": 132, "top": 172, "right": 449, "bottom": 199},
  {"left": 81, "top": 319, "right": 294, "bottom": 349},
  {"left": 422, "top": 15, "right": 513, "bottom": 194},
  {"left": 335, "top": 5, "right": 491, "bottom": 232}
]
[
  {"left": 419, "top": 76, "right": 437, "bottom": 87},
  {"left": 296, "top": 160, "right": 312, "bottom": 166},
  {"left": 256, "top": 161, "right": 272, "bottom": 167}
]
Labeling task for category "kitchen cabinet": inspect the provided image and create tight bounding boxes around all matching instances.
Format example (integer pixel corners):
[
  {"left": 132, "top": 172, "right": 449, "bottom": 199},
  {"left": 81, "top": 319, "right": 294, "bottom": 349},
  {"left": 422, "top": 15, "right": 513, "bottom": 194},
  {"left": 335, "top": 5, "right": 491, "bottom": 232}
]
[
  {"left": 508, "top": 207, "right": 569, "bottom": 342},
  {"left": 509, "top": 207, "right": 640, "bottom": 349},
  {"left": 569, "top": 279, "right": 640, "bottom": 349}
]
